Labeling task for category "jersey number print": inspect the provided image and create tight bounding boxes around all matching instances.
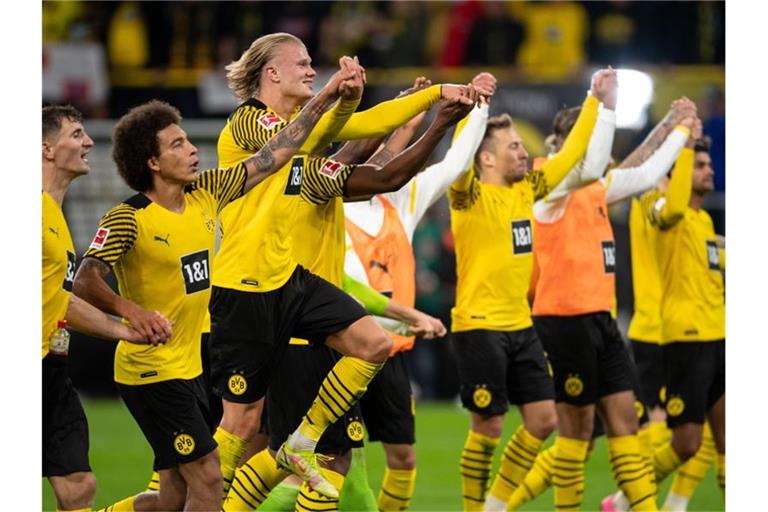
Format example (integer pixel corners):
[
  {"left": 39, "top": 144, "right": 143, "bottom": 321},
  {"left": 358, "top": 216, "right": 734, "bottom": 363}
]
[
  {"left": 180, "top": 250, "right": 210, "bottom": 294},
  {"left": 511, "top": 220, "right": 533, "bottom": 254}
]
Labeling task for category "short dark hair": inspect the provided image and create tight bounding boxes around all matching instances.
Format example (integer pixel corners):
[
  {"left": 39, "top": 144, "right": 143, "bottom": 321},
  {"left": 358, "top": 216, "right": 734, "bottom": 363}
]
[
  {"left": 43, "top": 105, "right": 83, "bottom": 141},
  {"left": 475, "top": 113, "right": 514, "bottom": 170},
  {"left": 694, "top": 136, "right": 711, "bottom": 153},
  {"left": 112, "top": 100, "right": 182, "bottom": 192},
  {"left": 552, "top": 105, "right": 581, "bottom": 139}
]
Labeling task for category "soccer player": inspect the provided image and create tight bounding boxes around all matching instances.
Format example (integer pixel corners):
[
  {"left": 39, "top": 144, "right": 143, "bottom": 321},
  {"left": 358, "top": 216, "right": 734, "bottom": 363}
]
[
  {"left": 525, "top": 89, "right": 698, "bottom": 511},
  {"left": 42, "top": 104, "right": 150, "bottom": 512},
  {"left": 72, "top": 68, "right": 351, "bottom": 511},
  {"left": 639, "top": 127, "right": 725, "bottom": 502},
  {"left": 340, "top": 74, "right": 495, "bottom": 511},
  {"left": 448, "top": 70, "right": 615, "bottom": 512},
  {"left": 211, "top": 31, "right": 472, "bottom": 501}
]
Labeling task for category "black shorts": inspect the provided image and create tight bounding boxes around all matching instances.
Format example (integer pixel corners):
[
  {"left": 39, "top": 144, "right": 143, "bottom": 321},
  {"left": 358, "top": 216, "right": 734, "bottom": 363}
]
[
  {"left": 662, "top": 340, "right": 725, "bottom": 428},
  {"left": 200, "top": 332, "right": 223, "bottom": 428},
  {"left": 42, "top": 354, "right": 91, "bottom": 477},
  {"left": 631, "top": 340, "right": 666, "bottom": 409},
  {"left": 534, "top": 313, "right": 634, "bottom": 406},
  {"left": 265, "top": 344, "right": 364, "bottom": 455},
  {"left": 360, "top": 351, "right": 415, "bottom": 444},
  {"left": 118, "top": 376, "right": 217, "bottom": 471},
  {"left": 209, "top": 265, "right": 368, "bottom": 404},
  {"left": 450, "top": 327, "right": 555, "bottom": 415}
]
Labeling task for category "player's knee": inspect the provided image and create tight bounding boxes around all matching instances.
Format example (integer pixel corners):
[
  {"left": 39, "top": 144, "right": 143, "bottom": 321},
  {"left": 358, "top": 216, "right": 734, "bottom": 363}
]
[
  {"left": 358, "top": 329, "right": 392, "bottom": 363},
  {"left": 387, "top": 446, "right": 416, "bottom": 470},
  {"left": 672, "top": 431, "right": 703, "bottom": 462},
  {"left": 186, "top": 452, "right": 223, "bottom": 495},
  {"left": 221, "top": 401, "right": 262, "bottom": 439},
  {"left": 526, "top": 411, "right": 557, "bottom": 440}
]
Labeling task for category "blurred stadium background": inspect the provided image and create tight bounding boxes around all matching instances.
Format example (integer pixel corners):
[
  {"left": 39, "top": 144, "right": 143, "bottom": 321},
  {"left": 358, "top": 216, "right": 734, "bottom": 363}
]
[{"left": 42, "top": 1, "right": 725, "bottom": 508}]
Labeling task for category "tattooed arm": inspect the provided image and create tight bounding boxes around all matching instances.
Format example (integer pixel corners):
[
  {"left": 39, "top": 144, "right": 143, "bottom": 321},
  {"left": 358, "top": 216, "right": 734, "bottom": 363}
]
[
  {"left": 74, "top": 257, "right": 172, "bottom": 345},
  {"left": 618, "top": 97, "right": 697, "bottom": 169},
  {"left": 240, "top": 69, "right": 346, "bottom": 193}
]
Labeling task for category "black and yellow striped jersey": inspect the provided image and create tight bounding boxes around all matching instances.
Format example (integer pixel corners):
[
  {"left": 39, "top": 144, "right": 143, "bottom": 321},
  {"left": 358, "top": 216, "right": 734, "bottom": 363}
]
[
  {"left": 84, "top": 165, "right": 246, "bottom": 385},
  {"left": 42, "top": 192, "right": 76, "bottom": 359}
]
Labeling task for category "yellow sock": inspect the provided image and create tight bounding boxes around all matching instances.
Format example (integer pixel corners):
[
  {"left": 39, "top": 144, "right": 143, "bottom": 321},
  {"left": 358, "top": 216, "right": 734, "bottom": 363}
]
[
  {"left": 487, "top": 426, "right": 544, "bottom": 504},
  {"left": 99, "top": 495, "right": 135, "bottom": 512},
  {"left": 296, "top": 468, "right": 344, "bottom": 511},
  {"left": 552, "top": 437, "right": 588, "bottom": 511},
  {"left": 377, "top": 467, "right": 416, "bottom": 511},
  {"left": 145, "top": 470, "right": 160, "bottom": 492},
  {"left": 506, "top": 445, "right": 555, "bottom": 510},
  {"left": 298, "top": 357, "right": 382, "bottom": 442},
  {"left": 460, "top": 430, "right": 500, "bottom": 511},
  {"left": 607, "top": 435, "right": 657, "bottom": 511},
  {"left": 649, "top": 420, "right": 671, "bottom": 450},
  {"left": 224, "top": 449, "right": 288, "bottom": 511},
  {"left": 653, "top": 442, "right": 682, "bottom": 485},
  {"left": 214, "top": 427, "right": 248, "bottom": 498},
  {"left": 637, "top": 426, "right": 657, "bottom": 497},
  {"left": 669, "top": 423, "right": 716, "bottom": 498},
  {"left": 717, "top": 453, "right": 725, "bottom": 498}
]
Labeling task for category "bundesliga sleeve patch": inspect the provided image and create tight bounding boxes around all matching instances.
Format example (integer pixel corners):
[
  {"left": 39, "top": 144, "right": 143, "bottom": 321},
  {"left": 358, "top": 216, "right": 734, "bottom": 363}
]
[
  {"left": 320, "top": 159, "right": 344, "bottom": 179},
  {"left": 257, "top": 113, "right": 283, "bottom": 130},
  {"left": 89, "top": 228, "right": 110, "bottom": 250}
]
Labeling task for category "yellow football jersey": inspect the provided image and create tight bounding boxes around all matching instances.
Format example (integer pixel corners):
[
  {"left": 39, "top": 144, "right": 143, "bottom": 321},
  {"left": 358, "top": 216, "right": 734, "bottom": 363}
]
[
  {"left": 42, "top": 192, "right": 76, "bottom": 358},
  {"left": 84, "top": 166, "right": 246, "bottom": 385},
  {"left": 641, "top": 190, "right": 725, "bottom": 343},
  {"left": 627, "top": 198, "right": 662, "bottom": 343}
]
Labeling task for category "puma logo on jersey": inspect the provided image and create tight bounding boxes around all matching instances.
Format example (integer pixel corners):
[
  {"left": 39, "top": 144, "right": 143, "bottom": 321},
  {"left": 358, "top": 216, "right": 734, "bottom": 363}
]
[
  {"left": 257, "top": 113, "right": 283, "bottom": 130},
  {"left": 49, "top": 227, "right": 59, "bottom": 238},
  {"left": 154, "top": 234, "right": 171, "bottom": 246}
]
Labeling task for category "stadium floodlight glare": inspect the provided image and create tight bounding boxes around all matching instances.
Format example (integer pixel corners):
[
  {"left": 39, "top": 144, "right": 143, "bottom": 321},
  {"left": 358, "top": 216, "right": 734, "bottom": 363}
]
[{"left": 615, "top": 68, "right": 654, "bottom": 130}]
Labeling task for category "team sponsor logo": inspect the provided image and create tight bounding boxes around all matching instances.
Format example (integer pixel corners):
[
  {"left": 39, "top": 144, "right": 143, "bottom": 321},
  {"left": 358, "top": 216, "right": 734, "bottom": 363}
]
[
  {"left": 63, "top": 251, "right": 76, "bottom": 292},
  {"left": 228, "top": 374, "right": 247, "bottom": 396},
  {"left": 89, "top": 227, "right": 110, "bottom": 250},
  {"left": 180, "top": 250, "right": 210, "bottom": 294},
  {"left": 564, "top": 374, "right": 584, "bottom": 397},
  {"left": 284, "top": 157, "right": 304, "bottom": 196},
  {"left": 601, "top": 240, "right": 616, "bottom": 273},
  {"left": 174, "top": 433, "right": 196, "bottom": 456},
  {"left": 666, "top": 396, "right": 685, "bottom": 417},
  {"left": 347, "top": 419, "right": 365, "bottom": 442},
  {"left": 320, "top": 159, "right": 343, "bottom": 179},
  {"left": 511, "top": 219, "right": 533, "bottom": 254},
  {"left": 472, "top": 386, "right": 492, "bottom": 408},
  {"left": 706, "top": 240, "right": 720, "bottom": 270},
  {"left": 257, "top": 113, "right": 283, "bottom": 131},
  {"left": 634, "top": 400, "right": 646, "bottom": 419}
]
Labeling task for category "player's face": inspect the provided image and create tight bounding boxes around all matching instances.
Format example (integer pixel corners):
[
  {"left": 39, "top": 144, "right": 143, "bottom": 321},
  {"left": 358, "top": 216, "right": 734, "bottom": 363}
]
[
  {"left": 273, "top": 42, "right": 316, "bottom": 103},
  {"left": 492, "top": 127, "right": 529, "bottom": 183},
  {"left": 153, "top": 124, "right": 200, "bottom": 185},
  {"left": 692, "top": 151, "right": 714, "bottom": 194},
  {"left": 49, "top": 118, "right": 94, "bottom": 175}
]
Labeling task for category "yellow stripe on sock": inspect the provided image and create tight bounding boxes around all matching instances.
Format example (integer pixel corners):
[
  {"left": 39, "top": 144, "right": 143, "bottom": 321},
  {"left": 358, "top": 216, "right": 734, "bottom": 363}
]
[
  {"left": 145, "top": 470, "right": 160, "bottom": 492},
  {"left": 224, "top": 450, "right": 288, "bottom": 511},
  {"left": 215, "top": 427, "right": 248, "bottom": 499},
  {"left": 607, "top": 435, "right": 657, "bottom": 511},
  {"left": 460, "top": 430, "right": 500, "bottom": 511},
  {"left": 552, "top": 437, "right": 588, "bottom": 511},
  {"left": 488, "top": 426, "right": 545, "bottom": 504},
  {"left": 653, "top": 442, "right": 682, "bottom": 485},
  {"left": 296, "top": 468, "right": 343, "bottom": 512},
  {"left": 378, "top": 467, "right": 416, "bottom": 511},
  {"left": 669, "top": 423, "right": 716, "bottom": 498}
]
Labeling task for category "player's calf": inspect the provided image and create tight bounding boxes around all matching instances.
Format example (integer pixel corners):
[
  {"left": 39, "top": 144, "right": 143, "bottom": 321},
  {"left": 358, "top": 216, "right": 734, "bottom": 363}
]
[
  {"left": 179, "top": 450, "right": 223, "bottom": 510},
  {"left": 50, "top": 472, "right": 97, "bottom": 511}
]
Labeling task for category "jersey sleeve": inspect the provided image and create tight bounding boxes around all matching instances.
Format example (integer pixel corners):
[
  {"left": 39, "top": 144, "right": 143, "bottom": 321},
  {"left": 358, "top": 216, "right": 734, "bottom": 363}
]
[
  {"left": 448, "top": 170, "right": 481, "bottom": 211},
  {"left": 299, "top": 98, "right": 361, "bottom": 155},
  {"left": 83, "top": 204, "right": 138, "bottom": 266},
  {"left": 531, "top": 94, "right": 600, "bottom": 200},
  {"left": 638, "top": 144, "right": 693, "bottom": 232},
  {"left": 300, "top": 157, "right": 356, "bottom": 204},
  {"left": 229, "top": 106, "right": 288, "bottom": 152},
  {"left": 191, "top": 163, "right": 248, "bottom": 213}
]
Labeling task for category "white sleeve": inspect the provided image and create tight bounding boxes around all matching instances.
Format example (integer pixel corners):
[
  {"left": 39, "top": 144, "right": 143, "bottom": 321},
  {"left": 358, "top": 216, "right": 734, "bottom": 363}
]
[
  {"left": 605, "top": 128, "right": 689, "bottom": 205},
  {"left": 545, "top": 107, "right": 616, "bottom": 201},
  {"left": 409, "top": 104, "right": 489, "bottom": 225}
]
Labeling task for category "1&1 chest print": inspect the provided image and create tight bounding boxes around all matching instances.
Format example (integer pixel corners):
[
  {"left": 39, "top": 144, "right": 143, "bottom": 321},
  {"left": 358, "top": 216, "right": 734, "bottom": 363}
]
[{"left": 511, "top": 219, "right": 533, "bottom": 254}]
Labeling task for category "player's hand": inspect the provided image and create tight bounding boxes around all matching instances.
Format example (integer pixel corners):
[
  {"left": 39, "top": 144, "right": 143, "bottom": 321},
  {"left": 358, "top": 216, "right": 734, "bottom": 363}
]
[
  {"left": 590, "top": 67, "right": 618, "bottom": 109},
  {"left": 338, "top": 55, "right": 365, "bottom": 101},
  {"left": 397, "top": 76, "right": 432, "bottom": 99},
  {"left": 435, "top": 85, "right": 477, "bottom": 126},
  {"left": 124, "top": 305, "right": 173, "bottom": 345},
  {"left": 405, "top": 312, "right": 446, "bottom": 340},
  {"left": 685, "top": 117, "right": 703, "bottom": 148},
  {"left": 440, "top": 84, "right": 469, "bottom": 101},
  {"left": 471, "top": 72, "right": 497, "bottom": 100},
  {"left": 318, "top": 57, "right": 356, "bottom": 104},
  {"left": 668, "top": 96, "right": 698, "bottom": 125},
  {"left": 121, "top": 325, "right": 152, "bottom": 345}
]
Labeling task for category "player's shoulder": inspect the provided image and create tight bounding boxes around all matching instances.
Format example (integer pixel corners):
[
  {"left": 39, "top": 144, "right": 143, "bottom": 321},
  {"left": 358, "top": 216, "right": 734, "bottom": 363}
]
[
  {"left": 100, "top": 193, "right": 147, "bottom": 223},
  {"left": 231, "top": 98, "right": 283, "bottom": 128}
]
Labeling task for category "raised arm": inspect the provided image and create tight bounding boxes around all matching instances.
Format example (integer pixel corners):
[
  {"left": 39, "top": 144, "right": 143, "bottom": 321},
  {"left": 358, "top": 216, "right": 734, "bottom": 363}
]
[
  {"left": 74, "top": 257, "right": 172, "bottom": 345},
  {"left": 65, "top": 293, "right": 147, "bottom": 344},
  {"left": 604, "top": 122, "right": 692, "bottom": 205},
  {"left": 618, "top": 96, "right": 697, "bottom": 169},
  {"left": 344, "top": 90, "right": 478, "bottom": 197}
]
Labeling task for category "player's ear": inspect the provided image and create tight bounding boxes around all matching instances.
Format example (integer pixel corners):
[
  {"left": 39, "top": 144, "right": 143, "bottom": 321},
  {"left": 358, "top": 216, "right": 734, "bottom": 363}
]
[
  {"left": 42, "top": 140, "right": 54, "bottom": 161},
  {"left": 478, "top": 150, "right": 494, "bottom": 169},
  {"left": 264, "top": 64, "right": 280, "bottom": 84},
  {"left": 147, "top": 156, "right": 161, "bottom": 173}
]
